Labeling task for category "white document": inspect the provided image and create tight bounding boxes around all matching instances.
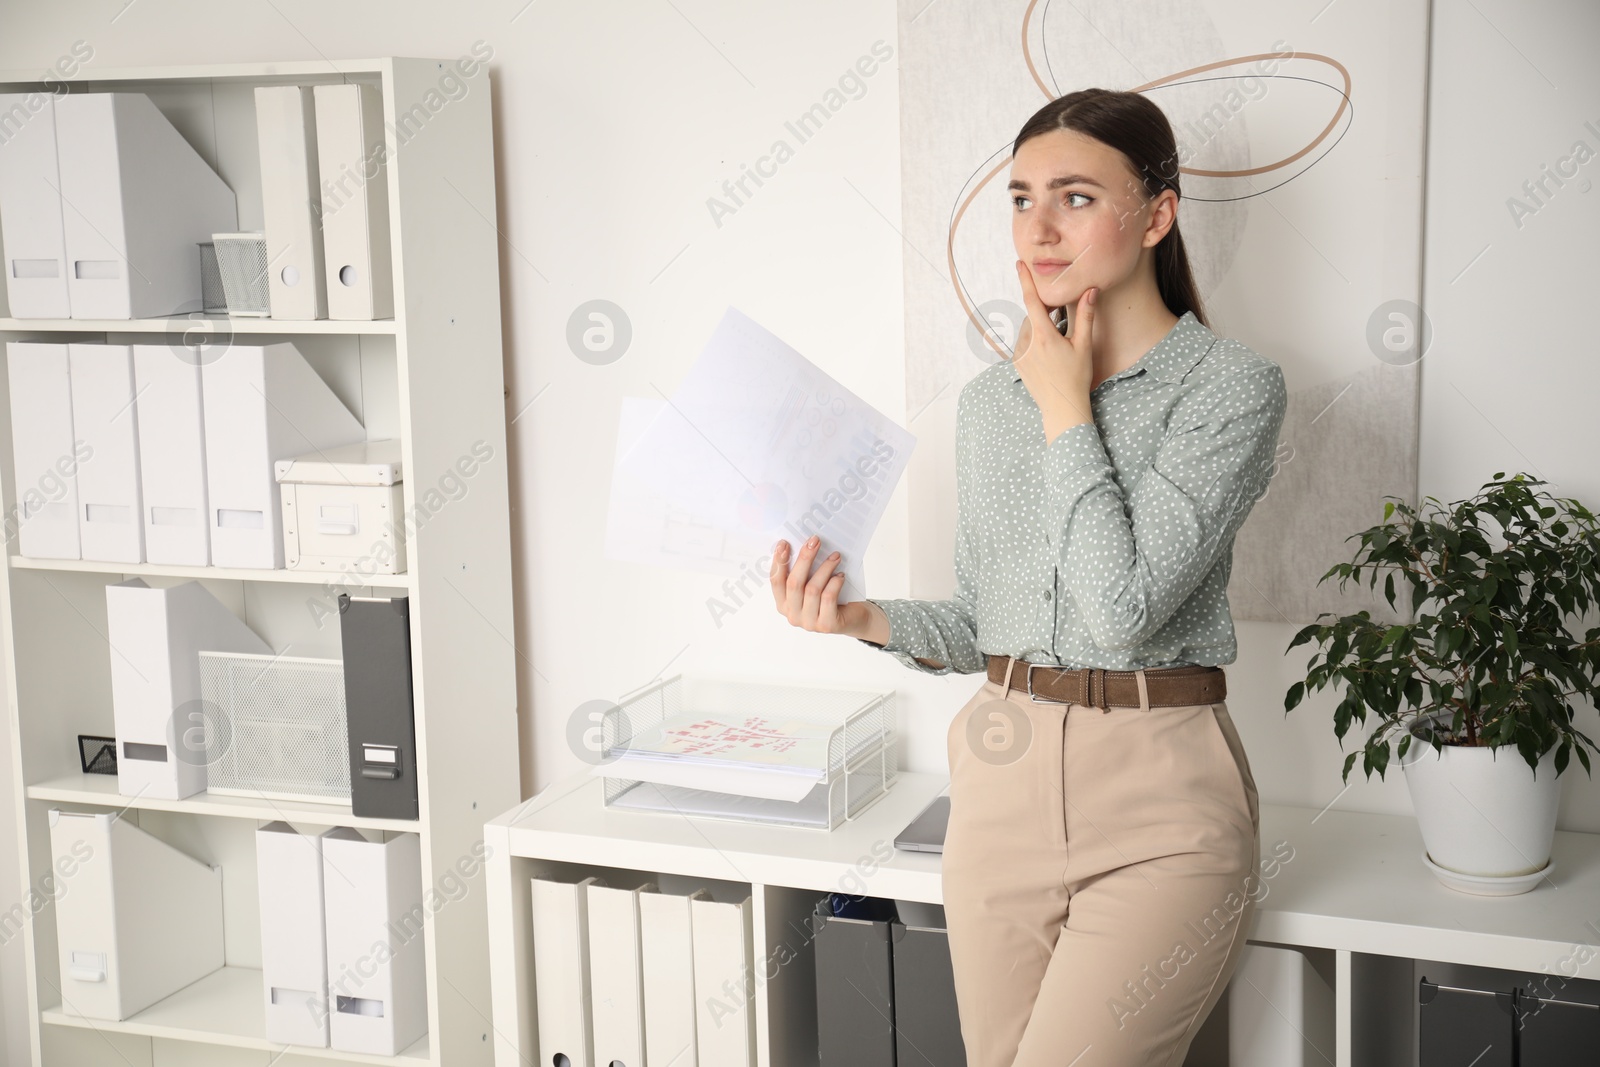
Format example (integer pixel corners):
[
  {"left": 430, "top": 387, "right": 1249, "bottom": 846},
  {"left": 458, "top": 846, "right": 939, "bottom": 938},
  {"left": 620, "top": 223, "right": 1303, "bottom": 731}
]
[
  {"left": 54, "top": 92, "right": 236, "bottom": 319},
  {"left": 105, "top": 577, "right": 272, "bottom": 800},
  {"left": 256, "top": 86, "right": 327, "bottom": 320},
  {"left": 531, "top": 875, "right": 602, "bottom": 1067},
  {"left": 132, "top": 344, "right": 209, "bottom": 565},
  {"left": 314, "top": 84, "right": 393, "bottom": 320},
  {"left": 691, "top": 893, "right": 757, "bottom": 1067},
  {"left": 200, "top": 342, "right": 364, "bottom": 568},
  {"left": 641, "top": 888, "right": 708, "bottom": 1067},
  {"left": 0, "top": 93, "right": 71, "bottom": 317},
  {"left": 606, "top": 395, "right": 775, "bottom": 580},
  {"left": 587, "top": 882, "right": 656, "bottom": 1067},
  {"left": 48, "top": 808, "right": 224, "bottom": 1022},
  {"left": 68, "top": 342, "right": 143, "bottom": 563},
  {"left": 6, "top": 341, "right": 81, "bottom": 558},
  {"left": 614, "top": 307, "right": 915, "bottom": 603},
  {"left": 592, "top": 757, "right": 819, "bottom": 803},
  {"left": 256, "top": 822, "right": 330, "bottom": 1047},
  {"left": 322, "top": 828, "right": 428, "bottom": 1056}
]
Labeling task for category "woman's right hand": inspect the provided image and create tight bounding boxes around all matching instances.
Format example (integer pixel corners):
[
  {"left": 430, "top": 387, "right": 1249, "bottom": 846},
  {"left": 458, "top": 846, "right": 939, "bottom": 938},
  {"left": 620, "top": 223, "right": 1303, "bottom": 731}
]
[{"left": 770, "top": 536, "right": 888, "bottom": 643}]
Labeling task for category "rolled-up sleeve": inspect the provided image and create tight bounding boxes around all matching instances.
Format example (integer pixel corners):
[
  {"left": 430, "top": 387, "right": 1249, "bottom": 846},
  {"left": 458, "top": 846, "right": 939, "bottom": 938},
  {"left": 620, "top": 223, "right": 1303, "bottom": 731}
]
[
  {"left": 858, "top": 395, "right": 988, "bottom": 675},
  {"left": 1044, "top": 361, "right": 1287, "bottom": 652}
]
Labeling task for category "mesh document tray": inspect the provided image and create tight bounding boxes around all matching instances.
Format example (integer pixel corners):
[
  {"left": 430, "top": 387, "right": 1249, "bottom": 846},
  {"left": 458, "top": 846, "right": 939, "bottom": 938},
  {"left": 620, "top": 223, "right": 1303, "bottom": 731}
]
[
  {"left": 598, "top": 673, "right": 896, "bottom": 830},
  {"left": 198, "top": 651, "right": 350, "bottom": 803}
]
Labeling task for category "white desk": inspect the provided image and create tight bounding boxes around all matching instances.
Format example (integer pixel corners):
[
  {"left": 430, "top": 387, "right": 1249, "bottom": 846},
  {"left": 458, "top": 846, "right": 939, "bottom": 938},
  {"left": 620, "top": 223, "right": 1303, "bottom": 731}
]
[{"left": 483, "top": 770, "right": 1600, "bottom": 1067}]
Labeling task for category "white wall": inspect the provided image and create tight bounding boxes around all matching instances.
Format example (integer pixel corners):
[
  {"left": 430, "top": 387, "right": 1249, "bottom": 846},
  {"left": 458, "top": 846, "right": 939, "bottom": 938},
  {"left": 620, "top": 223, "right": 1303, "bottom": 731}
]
[{"left": 0, "top": 2, "right": 1595, "bottom": 1064}]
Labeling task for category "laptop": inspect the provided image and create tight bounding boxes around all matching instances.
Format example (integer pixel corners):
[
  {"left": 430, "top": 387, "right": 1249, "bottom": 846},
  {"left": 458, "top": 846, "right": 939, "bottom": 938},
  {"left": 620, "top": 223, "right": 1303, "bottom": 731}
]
[{"left": 893, "top": 792, "right": 950, "bottom": 853}]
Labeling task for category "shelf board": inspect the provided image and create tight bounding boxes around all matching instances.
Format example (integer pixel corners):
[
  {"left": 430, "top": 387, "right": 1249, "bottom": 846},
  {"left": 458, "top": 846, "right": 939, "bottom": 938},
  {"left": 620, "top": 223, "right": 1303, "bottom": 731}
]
[
  {"left": 0, "top": 315, "right": 397, "bottom": 335},
  {"left": 0, "top": 58, "right": 392, "bottom": 85},
  {"left": 41, "top": 965, "right": 430, "bottom": 1063},
  {"left": 8, "top": 555, "right": 411, "bottom": 588},
  {"left": 27, "top": 773, "right": 421, "bottom": 833}
]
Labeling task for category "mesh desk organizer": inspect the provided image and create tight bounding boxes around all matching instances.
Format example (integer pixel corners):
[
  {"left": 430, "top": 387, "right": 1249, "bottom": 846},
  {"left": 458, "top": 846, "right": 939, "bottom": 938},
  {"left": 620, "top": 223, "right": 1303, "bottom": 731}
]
[
  {"left": 596, "top": 673, "right": 896, "bottom": 831},
  {"left": 197, "top": 650, "right": 350, "bottom": 803}
]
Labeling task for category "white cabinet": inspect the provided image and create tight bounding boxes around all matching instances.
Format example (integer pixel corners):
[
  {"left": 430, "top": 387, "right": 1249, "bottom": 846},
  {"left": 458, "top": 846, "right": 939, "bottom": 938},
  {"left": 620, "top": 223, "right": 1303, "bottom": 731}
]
[{"left": 484, "top": 771, "right": 1600, "bottom": 1067}]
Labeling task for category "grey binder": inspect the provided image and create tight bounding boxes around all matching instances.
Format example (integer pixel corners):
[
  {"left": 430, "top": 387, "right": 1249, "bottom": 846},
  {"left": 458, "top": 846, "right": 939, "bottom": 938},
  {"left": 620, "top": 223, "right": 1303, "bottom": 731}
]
[
  {"left": 891, "top": 922, "right": 966, "bottom": 1067},
  {"left": 814, "top": 900, "right": 896, "bottom": 1066},
  {"left": 338, "top": 593, "right": 418, "bottom": 820}
]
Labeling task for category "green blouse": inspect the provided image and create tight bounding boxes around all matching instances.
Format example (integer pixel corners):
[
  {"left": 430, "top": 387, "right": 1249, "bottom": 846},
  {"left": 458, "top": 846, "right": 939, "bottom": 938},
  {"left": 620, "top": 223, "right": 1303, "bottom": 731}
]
[{"left": 863, "top": 310, "right": 1287, "bottom": 675}]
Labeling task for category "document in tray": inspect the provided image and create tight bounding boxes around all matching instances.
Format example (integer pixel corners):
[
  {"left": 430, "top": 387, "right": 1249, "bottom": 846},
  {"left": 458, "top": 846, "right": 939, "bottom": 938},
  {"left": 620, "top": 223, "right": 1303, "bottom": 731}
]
[
  {"left": 589, "top": 709, "right": 884, "bottom": 803},
  {"left": 608, "top": 306, "right": 915, "bottom": 603}
]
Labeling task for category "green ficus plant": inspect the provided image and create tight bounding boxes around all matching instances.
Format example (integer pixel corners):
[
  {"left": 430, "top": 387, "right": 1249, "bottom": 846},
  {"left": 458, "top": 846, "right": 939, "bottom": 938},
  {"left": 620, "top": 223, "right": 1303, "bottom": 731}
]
[{"left": 1284, "top": 472, "right": 1600, "bottom": 783}]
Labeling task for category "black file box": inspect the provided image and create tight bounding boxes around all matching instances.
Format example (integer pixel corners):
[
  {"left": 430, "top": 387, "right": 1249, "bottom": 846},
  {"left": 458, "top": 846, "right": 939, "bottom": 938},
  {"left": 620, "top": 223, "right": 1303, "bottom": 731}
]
[
  {"left": 814, "top": 898, "right": 897, "bottom": 1066},
  {"left": 1420, "top": 977, "right": 1513, "bottom": 1067},
  {"left": 1515, "top": 987, "right": 1599, "bottom": 1065},
  {"left": 891, "top": 921, "right": 967, "bottom": 1067},
  {"left": 338, "top": 593, "right": 419, "bottom": 820}
]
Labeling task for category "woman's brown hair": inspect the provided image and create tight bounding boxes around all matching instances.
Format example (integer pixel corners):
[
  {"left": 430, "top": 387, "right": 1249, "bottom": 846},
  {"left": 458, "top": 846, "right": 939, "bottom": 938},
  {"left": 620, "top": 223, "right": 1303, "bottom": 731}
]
[{"left": 1013, "top": 88, "right": 1208, "bottom": 328}]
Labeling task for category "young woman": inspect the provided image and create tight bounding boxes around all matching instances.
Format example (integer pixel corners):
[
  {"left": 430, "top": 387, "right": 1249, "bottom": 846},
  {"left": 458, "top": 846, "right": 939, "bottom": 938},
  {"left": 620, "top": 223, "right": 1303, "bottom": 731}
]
[{"left": 773, "top": 88, "right": 1287, "bottom": 1066}]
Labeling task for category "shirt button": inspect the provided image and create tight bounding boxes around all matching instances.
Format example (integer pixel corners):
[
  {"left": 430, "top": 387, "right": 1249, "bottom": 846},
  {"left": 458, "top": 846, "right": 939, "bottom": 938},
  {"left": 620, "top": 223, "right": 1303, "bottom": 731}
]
[{"left": 1043, "top": 588, "right": 1054, "bottom": 601}]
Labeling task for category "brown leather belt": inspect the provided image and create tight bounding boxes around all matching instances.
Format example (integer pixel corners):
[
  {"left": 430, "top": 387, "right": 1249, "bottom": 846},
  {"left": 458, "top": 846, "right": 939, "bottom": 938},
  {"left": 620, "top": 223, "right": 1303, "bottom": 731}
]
[{"left": 986, "top": 654, "right": 1226, "bottom": 710}]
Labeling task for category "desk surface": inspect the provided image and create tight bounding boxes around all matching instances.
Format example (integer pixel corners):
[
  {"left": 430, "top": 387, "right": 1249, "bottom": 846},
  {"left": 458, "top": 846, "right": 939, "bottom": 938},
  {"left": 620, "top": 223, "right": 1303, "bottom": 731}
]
[{"left": 488, "top": 770, "right": 1600, "bottom": 979}]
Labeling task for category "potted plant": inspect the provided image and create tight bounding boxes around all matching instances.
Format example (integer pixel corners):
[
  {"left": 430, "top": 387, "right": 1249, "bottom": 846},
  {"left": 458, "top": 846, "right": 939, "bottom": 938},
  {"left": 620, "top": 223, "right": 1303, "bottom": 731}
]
[{"left": 1284, "top": 472, "right": 1600, "bottom": 894}]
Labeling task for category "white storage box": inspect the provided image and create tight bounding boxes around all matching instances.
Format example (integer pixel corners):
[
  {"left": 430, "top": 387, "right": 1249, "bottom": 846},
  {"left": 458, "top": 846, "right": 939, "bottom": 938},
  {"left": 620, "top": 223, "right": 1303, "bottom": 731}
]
[
  {"left": 275, "top": 439, "right": 406, "bottom": 574},
  {"left": 596, "top": 673, "right": 896, "bottom": 831}
]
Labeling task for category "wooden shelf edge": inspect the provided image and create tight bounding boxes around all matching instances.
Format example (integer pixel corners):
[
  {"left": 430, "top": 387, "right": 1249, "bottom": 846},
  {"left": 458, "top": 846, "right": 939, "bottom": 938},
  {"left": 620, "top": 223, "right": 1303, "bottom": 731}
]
[
  {"left": 39, "top": 966, "right": 431, "bottom": 1064},
  {"left": 7, "top": 555, "right": 412, "bottom": 589},
  {"left": 0, "top": 316, "right": 398, "bottom": 335},
  {"left": 25, "top": 774, "right": 421, "bottom": 833}
]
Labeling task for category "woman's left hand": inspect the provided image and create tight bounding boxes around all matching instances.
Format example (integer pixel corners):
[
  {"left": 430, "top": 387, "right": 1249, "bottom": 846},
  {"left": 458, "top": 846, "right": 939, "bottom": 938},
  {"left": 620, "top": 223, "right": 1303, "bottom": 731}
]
[{"left": 1013, "top": 259, "right": 1096, "bottom": 443}]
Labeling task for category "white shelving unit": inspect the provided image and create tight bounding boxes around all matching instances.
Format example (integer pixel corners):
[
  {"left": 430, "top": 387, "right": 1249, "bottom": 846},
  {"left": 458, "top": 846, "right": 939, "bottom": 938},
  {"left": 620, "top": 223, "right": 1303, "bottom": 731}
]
[
  {"left": 484, "top": 770, "right": 1600, "bottom": 1067},
  {"left": 0, "top": 57, "right": 520, "bottom": 1066}
]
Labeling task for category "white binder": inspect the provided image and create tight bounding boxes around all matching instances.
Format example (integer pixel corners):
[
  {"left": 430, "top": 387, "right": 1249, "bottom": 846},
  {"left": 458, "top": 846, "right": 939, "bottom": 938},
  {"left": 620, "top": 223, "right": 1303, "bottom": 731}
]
[
  {"left": 587, "top": 881, "right": 657, "bottom": 1067},
  {"left": 255, "top": 86, "right": 327, "bottom": 320},
  {"left": 53, "top": 91, "right": 236, "bottom": 319},
  {"left": 105, "top": 577, "right": 272, "bottom": 800},
  {"left": 531, "top": 875, "right": 602, "bottom": 1067},
  {"left": 1228, "top": 944, "right": 1335, "bottom": 1067},
  {"left": 5, "top": 341, "right": 81, "bottom": 558},
  {"left": 132, "top": 344, "right": 209, "bottom": 565},
  {"left": 199, "top": 342, "right": 364, "bottom": 568},
  {"left": 0, "top": 93, "right": 71, "bottom": 317},
  {"left": 48, "top": 808, "right": 224, "bottom": 1022},
  {"left": 313, "top": 83, "right": 393, "bottom": 320},
  {"left": 322, "top": 828, "right": 428, "bottom": 1056},
  {"left": 691, "top": 894, "right": 757, "bottom": 1067},
  {"left": 641, "top": 887, "right": 710, "bottom": 1067},
  {"left": 67, "top": 342, "right": 143, "bottom": 563},
  {"left": 257, "top": 822, "right": 331, "bottom": 1047}
]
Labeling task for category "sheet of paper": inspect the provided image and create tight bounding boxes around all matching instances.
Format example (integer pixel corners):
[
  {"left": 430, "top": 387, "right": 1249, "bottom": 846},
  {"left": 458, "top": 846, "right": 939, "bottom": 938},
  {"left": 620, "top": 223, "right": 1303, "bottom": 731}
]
[
  {"left": 604, "top": 395, "right": 774, "bottom": 577},
  {"left": 613, "top": 306, "right": 915, "bottom": 603},
  {"left": 588, "top": 755, "right": 819, "bottom": 803}
]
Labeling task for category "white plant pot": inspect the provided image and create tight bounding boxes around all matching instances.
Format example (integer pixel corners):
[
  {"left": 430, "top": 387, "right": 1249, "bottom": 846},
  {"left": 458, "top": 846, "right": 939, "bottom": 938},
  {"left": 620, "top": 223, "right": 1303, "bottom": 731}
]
[{"left": 1400, "top": 713, "right": 1561, "bottom": 893}]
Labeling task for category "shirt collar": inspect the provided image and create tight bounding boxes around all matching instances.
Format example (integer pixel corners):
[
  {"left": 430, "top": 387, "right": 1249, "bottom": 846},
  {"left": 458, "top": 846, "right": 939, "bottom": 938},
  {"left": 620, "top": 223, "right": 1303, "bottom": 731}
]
[{"left": 1003, "top": 309, "right": 1214, "bottom": 386}]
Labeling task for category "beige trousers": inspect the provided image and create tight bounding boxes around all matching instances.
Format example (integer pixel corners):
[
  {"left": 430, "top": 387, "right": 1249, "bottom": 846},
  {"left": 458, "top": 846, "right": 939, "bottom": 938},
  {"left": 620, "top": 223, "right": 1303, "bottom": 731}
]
[{"left": 942, "top": 657, "right": 1261, "bottom": 1067}]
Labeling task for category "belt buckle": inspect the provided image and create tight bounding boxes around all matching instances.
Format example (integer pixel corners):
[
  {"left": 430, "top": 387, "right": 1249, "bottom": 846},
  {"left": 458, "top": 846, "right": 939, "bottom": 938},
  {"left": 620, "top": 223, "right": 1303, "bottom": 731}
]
[{"left": 1027, "top": 662, "right": 1081, "bottom": 706}]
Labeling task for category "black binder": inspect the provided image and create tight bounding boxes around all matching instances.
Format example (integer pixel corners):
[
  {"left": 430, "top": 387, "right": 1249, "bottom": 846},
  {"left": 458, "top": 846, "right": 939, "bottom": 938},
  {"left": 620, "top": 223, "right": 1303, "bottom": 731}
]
[
  {"left": 814, "top": 898, "right": 897, "bottom": 1066},
  {"left": 1419, "top": 978, "right": 1513, "bottom": 1067},
  {"left": 338, "top": 593, "right": 419, "bottom": 820},
  {"left": 891, "top": 922, "right": 966, "bottom": 1067},
  {"left": 1516, "top": 987, "right": 1600, "bottom": 1065}
]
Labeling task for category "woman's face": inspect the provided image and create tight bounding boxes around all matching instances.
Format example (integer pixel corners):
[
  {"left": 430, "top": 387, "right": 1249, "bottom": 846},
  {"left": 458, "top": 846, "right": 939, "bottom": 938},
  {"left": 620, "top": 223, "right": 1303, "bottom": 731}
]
[{"left": 1008, "top": 128, "right": 1175, "bottom": 311}]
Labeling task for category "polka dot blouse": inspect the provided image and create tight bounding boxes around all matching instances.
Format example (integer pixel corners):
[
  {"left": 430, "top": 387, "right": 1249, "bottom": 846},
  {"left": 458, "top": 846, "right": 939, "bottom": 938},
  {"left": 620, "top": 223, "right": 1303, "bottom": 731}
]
[{"left": 862, "top": 310, "right": 1288, "bottom": 675}]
